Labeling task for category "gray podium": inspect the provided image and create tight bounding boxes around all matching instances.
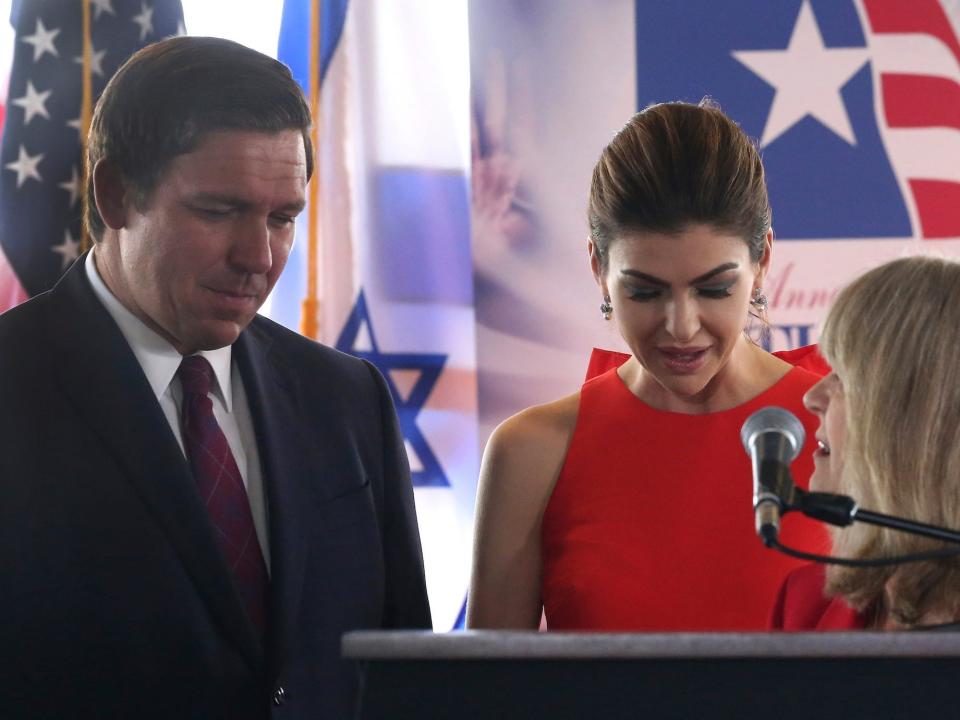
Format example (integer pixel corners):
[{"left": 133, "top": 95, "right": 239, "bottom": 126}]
[{"left": 342, "top": 631, "right": 960, "bottom": 719}]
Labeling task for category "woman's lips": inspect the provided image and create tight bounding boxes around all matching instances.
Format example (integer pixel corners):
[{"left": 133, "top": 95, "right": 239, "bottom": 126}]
[{"left": 658, "top": 347, "right": 709, "bottom": 374}]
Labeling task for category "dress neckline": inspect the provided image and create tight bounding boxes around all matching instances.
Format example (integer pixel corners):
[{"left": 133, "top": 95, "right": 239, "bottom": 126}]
[{"left": 601, "top": 362, "right": 806, "bottom": 419}]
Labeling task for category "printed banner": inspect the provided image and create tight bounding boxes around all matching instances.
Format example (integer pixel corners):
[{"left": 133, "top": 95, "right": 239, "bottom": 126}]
[{"left": 470, "top": 0, "right": 960, "bottom": 438}]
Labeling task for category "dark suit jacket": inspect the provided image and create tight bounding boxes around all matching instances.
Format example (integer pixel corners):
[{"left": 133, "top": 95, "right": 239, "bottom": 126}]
[{"left": 0, "top": 258, "right": 432, "bottom": 719}]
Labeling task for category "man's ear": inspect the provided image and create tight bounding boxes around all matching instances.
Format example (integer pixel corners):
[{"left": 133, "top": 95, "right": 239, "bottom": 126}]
[{"left": 92, "top": 160, "right": 129, "bottom": 230}]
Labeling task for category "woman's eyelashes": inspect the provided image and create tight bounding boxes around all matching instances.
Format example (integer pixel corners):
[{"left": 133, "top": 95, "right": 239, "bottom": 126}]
[
  {"left": 697, "top": 284, "right": 734, "bottom": 299},
  {"left": 626, "top": 283, "right": 735, "bottom": 302}
]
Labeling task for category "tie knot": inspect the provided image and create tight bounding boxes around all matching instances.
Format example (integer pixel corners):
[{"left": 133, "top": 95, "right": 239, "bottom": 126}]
[{"left": 179, "top": 355, "right": 214, "bottom": 397}]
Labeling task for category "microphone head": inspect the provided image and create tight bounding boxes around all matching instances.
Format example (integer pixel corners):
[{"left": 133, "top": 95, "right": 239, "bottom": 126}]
[{"left": 740, "top": 406, "right": 806, "bottom": 462}]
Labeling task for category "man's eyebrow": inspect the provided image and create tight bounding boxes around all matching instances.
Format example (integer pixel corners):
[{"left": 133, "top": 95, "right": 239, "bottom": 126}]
[
  {"left": 188, "top": 193, "right": 306, "bottom": 213},
  {"left": 620, "top": 262, "right": 740, "bottom": 286},
  {"left": 281, "top": 200, "right": 307, "bottom": 214}
]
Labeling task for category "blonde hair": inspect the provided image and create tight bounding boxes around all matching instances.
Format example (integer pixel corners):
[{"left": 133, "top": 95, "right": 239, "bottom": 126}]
[{"left": 819, "top": 256, "right": 960, "bottom": 626}]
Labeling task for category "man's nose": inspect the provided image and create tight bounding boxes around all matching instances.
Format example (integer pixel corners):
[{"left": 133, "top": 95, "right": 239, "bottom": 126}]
[{"left": 230, "top": 219, "right": 272, "bottom": 275}]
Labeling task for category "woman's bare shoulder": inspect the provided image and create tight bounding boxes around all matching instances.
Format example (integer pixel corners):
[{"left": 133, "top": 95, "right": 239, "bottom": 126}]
[
  {"left": 488, "top": 392, "right": 580, "bottom": 465},
  {"left": 479, "top": 391, "right": 581, "bottom": 506}
]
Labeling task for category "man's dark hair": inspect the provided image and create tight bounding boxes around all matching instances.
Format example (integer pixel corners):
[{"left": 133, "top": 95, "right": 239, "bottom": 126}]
[{"left": 85, "top": 35, "right": 313, "bottom": 242}]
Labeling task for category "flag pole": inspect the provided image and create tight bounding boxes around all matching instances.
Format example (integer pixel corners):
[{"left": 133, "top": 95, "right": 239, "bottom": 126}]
[
  {"left": 300, "top": 0, "right": 322, "bottom": 339},
  {"left": 79, "top": 0, "right": 93, "bottom": 252}
]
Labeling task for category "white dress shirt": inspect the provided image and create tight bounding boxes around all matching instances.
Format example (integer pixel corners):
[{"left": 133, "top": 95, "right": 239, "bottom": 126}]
[{"left": 85, "top": 250, "right": 270, "bottom": 571}]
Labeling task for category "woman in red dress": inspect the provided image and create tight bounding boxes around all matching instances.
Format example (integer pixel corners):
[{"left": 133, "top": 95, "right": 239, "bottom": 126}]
[
  {"left": 468, "top": 101, "right": 827, "bottom": 631},
  {"left": 772, "top": 256, "right": 960, "bottom": 631}
]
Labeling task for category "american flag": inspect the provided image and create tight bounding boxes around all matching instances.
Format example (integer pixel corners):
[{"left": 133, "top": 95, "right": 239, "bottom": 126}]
[{"left": 0, "top": 0, "right": 184, "bottom": 312}]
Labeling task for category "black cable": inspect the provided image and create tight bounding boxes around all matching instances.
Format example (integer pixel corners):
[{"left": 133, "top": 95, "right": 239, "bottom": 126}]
[{"left": 768, "top": 537, "right": 960, "bottom": 567}]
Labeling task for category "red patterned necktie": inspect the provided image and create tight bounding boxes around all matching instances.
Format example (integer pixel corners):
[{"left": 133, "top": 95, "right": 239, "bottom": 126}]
[{"left": 178, "top": 355, "right": 268, "bottom": 637}]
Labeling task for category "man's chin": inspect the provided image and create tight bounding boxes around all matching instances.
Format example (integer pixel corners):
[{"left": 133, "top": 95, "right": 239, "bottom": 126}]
[{"left": 179, "top": 320, "right": 249, "bottom": 354}]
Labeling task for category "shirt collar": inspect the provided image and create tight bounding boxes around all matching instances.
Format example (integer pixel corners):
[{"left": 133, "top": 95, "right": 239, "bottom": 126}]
[{"left": 84, "top": 249, "right": 234, "bottom": 411}]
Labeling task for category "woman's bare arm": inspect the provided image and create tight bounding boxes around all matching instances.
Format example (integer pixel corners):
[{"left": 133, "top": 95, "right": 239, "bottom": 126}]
[{"left": 467, "top": 394, "right": 579, "bottom": 628}]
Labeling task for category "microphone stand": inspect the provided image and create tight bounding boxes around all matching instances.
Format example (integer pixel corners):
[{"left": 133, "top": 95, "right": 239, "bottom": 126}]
[{"left": 787, "top": 487, "right": 960, "bottom": 546}]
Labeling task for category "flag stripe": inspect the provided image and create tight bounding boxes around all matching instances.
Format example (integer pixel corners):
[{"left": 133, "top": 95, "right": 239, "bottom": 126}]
[
  {"left": 882, "top": 74, "right": 960, "bottom": 130},
  {"left": 865, "top": 0, "right": 960, "bottom": 66},
  {"left": 864, "top": 0, "right": 960, "bottom": 240},
  {"left": 0, "top": 243, "right": 29, "bottom": 309},
  {"left": 909, "top": 179, "right": 960, "bottom": 239}
]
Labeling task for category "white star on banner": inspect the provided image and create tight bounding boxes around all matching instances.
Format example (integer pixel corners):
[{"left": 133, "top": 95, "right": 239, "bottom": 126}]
[
  {"left": 5, "top": 145, "right": 44, "bottom": 188},
  {"left": 90, "top": 0, "right": 117, "bottom": 20},
  {"left": 732, "top": 0, "right": 869, "bottom": 147},
  {"left": 11, "top": 81, "right": 52, "bottom": 125},
  {"left": 59, "top": 166, "right": 81, "bottom": 207},
  {"left": 51, "top": 230, "right": 81, "bottom": 269},
  {"left": 21, "top": 18, "right": 61, "bottom": 62},
  {"left": 74, "top": 45, "right": 108, "bottom": 77},
  {"left": 66, "top": 116, "right": 84, "bottom": 142},
  {"left": 132, "top": 2, "right": 155, "bottom": 42}
]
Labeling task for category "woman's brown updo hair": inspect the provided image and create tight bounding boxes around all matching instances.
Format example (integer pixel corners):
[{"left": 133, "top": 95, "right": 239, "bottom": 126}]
[{"left": 588, "top": 100, "right": 771, "bottom": 270}]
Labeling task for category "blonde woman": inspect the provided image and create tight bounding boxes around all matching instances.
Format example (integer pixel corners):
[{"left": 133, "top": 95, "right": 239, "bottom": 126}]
[{"left": 772, "top": 256, "right": 960, "bottom": 630}]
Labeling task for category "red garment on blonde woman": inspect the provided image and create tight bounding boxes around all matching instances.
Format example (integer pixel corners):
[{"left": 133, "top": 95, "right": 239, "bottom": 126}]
[{"left": 768, "top": 563, "right": 867, "bottom": 630}]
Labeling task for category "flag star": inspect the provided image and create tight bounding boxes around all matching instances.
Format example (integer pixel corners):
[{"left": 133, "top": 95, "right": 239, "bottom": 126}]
[
  {"left": 132, "top": 2, "right": 155, "bottom": 42},
  {"left": 11, "top": 81, "right": 53, "bottom": 125},
  {"left": 59, "top": 166, "right": 82, "bottom": 207},
  {"left": 74, "top": 45, "right": 108, "bottom": 77},
  {"left": 732, "top": 0, "right": 869, "bottom": 147},
  {"left": 66, "top": 116, "right": 85, "bottom": 142},
  {"left": 21, "top": 18, "right": 61, "bottom": 62},
  {"left": 52, "top": 230, "right": 81, "bottom": 269},
  {"left": 5, "top": 145, "right": 44, "bottom": 188},
  {"left": 90, "top": 0, "right": 116, "bottom": 20}
]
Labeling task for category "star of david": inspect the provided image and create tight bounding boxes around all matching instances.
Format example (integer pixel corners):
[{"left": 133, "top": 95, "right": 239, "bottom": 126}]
[{"left": 335, "top": 291, "right": 449, "bottom": 487}]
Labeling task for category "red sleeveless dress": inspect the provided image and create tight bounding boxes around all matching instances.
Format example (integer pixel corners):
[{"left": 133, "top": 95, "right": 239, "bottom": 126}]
[
  {"left": 769, "top": 564, "right": 867, "bottom": 630},
  {"left": 541, "top": 348, "right": 830, "bottom": 631}
]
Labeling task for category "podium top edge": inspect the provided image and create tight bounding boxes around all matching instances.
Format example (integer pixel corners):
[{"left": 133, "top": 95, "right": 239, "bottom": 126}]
[{"left": 341, "top": 630, "right": 960, "bottom": 660}]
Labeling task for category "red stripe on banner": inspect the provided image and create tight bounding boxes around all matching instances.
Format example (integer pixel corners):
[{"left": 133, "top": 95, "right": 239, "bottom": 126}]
[
  {"left": 0, "top": 244, "right": 29, "bottom": 313},
  {"left": 909, "top": 179, "right": 960, "bottom": 239},
  {"left": 864, "top": 0, "right": 960, "bottom": 66},
  {"left": 882, "top": 74, "right": 960, "bottom": 131}
]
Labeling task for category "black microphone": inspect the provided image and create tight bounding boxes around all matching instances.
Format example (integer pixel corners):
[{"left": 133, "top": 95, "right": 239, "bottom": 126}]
[{"left": 740, "top": 406, "right": 805, "bottom": 546}]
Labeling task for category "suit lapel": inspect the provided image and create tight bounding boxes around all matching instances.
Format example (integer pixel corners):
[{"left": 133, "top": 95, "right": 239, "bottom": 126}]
[
  {"left": 44, "top": 259, "right": 264, "bottom": 670},
  {"left": 234, "top": 324, "right": 311, "bottom": 676}
]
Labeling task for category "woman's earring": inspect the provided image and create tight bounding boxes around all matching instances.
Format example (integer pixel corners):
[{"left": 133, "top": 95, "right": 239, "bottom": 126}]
[
  {"left": 600, "top": 296, "right": 613, "bottom": 320},
  {"left": 751, "top": 287, "right": 768, "bottom": 312}
]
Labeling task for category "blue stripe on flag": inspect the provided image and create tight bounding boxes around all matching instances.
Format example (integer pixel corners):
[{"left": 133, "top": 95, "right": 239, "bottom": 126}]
[{"left": 372, "top": 168, "right": 473, "bottom": 305}]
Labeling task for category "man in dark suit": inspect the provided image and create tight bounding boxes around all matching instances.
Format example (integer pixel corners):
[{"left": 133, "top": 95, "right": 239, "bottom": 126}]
[{"left": 0, "top": 36, "right": 431, "bottom": 719}]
